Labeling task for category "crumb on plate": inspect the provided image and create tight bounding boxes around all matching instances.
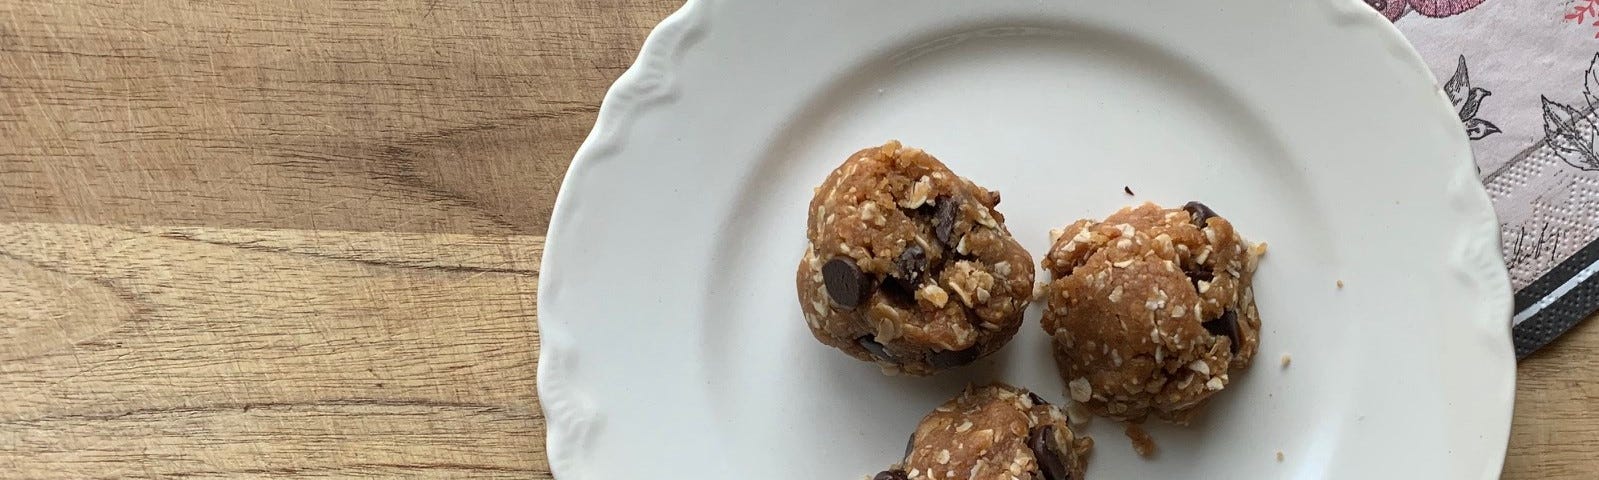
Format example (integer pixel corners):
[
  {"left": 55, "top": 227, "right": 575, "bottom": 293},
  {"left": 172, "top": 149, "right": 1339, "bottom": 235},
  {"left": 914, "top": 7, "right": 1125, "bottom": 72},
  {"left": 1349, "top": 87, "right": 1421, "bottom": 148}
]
[
  {"left": 1251, "top": 241, "right": 1269, "bottom": 256},
  {"left": 1124, "top": 423, "right": 1156, "bottom": 458},
  {"left": 1066, "top": 401, "right": 1092, "bottom": 426}
]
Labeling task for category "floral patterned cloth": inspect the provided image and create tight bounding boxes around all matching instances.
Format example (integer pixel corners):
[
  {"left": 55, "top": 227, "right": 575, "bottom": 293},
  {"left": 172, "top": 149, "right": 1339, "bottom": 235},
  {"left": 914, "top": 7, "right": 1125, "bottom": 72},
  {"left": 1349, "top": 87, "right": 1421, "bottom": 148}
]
[{"left": 1380, "top": 0, "right": 1599, "bottom": 357}]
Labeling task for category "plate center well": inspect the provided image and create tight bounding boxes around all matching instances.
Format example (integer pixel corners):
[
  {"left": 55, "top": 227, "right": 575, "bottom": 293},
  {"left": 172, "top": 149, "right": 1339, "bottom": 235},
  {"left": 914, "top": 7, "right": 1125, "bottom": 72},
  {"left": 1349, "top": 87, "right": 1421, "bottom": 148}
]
[{"left": 700, "top": 26, "right": 1346, "bottom": 478}]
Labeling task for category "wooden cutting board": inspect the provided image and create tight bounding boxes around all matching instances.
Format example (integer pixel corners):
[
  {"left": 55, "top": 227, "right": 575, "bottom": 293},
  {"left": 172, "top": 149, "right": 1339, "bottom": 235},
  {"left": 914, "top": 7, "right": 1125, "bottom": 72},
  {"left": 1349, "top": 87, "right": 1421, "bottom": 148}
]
[{"left": 0, "top": 1, "right": 1593, "bottom": 477}]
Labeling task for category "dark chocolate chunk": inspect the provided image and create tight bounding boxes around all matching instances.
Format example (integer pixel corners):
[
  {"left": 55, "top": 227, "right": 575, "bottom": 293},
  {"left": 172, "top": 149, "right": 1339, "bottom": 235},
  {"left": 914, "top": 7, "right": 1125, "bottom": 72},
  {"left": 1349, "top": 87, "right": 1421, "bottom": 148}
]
[
  {"left": 874, "top": 470, "right": 909, "bottom": 480},
  {"left": 857, "top": 335, "right": 894, "bottom": 361},
  {"left": 894, "top": 244, "right": 928, "bottom": 289},
  {"left": 1366, "top": 0, "right": 1387, "bottom": 11},
  {"left": 926, "top": 346, "right": 981, "bottom": 369},
  {"left": 1124, "top": 186, "right": 1135, "bottom": 196},
  {"left": 822, "top": 257, "right": 868, "bottom": 308},
  {"left": 1202, "top": 309, "right": 1240, "bottom": 354},
  {"left": 903, "top": 431, "right": 916, "bottom": 458},
  {"left": 1185, "top": 266, "right": 1215, "bottom": 291},
  {"left": 1183, "top": 201, "right": 1219, "bottom": 228},
  {"left": 933, "top": 198, "right": 959, "bottom": 247},
  {"left": 1028, "top": 391, "right": 1050, "bottom": 407},
  {"left": 878, "top": 245, "right": 926, "bottom": 306},
  {"left": 1028, "top": 425, "right": 1071, "bottom": 480},
  {"left": 879, "top": 279, "right": 917, "bottom": 307}
]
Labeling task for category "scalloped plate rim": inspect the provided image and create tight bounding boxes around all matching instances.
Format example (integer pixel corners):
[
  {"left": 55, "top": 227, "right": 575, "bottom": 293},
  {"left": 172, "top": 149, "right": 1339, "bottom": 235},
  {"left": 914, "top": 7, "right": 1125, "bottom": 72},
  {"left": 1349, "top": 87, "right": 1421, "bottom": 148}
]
[{"left": 537, "top": 1, "right": 1515, "bottom": 478}]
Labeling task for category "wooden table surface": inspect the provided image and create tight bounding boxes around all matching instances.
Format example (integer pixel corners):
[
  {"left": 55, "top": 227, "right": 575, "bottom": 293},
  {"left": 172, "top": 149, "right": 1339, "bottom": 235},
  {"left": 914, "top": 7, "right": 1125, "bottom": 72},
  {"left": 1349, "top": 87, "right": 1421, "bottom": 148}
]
[{"left": 0, "top": 1, "right": 1594, "bottom": 478}]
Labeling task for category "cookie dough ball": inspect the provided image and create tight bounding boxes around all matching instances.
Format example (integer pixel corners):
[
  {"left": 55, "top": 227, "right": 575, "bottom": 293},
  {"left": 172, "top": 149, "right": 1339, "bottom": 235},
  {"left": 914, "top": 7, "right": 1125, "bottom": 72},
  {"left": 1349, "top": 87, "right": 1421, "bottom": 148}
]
[
  {"left": 873, "top": 383, "right": 1092, "bottom": 480},
  {"left": 798, "top": 141, "right": 1034, "bottom": 376},
  {"left": 1040, "top": 202, "right": 1264, "bottom": 423}
]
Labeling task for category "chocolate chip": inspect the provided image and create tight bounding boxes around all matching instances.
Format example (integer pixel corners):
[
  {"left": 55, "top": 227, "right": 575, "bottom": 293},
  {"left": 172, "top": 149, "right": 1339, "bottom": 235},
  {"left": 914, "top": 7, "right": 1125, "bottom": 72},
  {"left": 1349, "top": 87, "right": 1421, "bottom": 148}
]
[
  {"left": 877, "top": 245, "right": 926, "bottom": 306},
  {"left": 1028, "top": 391, "right": 1050, "bottom": 407},
  {"left": 1185, "top": 266, "right": 1215, "bottom": 291},
  {"left": 1183, "top": 201, "right": 1218, "bottom": 228},
  {"left": 894, "top": 244, "right": 928, "bottom": 290},
  {"left": 1202, "top": 309, "right": 1240, "bottom": 354},
  {"left": 1028, "top": 425, "right": 1071, "bottom": 480},
  {"left": 1366, "top": 0, "right": 1387, "bottom": 10},
  {"left": 874, "top": 470, "right": 909, "bottom": 480},
  {"left": 822, "top": 257, "right": 868, "bottom": 308},
  {"left": 1124, "top": 186, "right": 1135, "bottom": 196},
  {"left": 933, "top": 198, "right": 959, "bottom": 247},
  {"left": 879, "top": 280, "right": 917, "bottom": 307},
  {"left": 926, "top": 346, "right": 981, "bottom": 369},
  {"left": 903, "top": 431, "right": 916, "bottom": 458},
  {"left": 857, "top": 335, "right": 894, "bottom": 361}
]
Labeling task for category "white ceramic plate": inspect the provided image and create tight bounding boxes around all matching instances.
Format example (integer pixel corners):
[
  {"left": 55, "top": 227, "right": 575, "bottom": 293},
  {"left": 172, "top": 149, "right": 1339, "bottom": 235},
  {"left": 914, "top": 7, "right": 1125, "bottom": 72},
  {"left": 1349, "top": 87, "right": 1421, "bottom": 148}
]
[{"left": 537, "top": 1, "right": 1515, "bottom": 478}]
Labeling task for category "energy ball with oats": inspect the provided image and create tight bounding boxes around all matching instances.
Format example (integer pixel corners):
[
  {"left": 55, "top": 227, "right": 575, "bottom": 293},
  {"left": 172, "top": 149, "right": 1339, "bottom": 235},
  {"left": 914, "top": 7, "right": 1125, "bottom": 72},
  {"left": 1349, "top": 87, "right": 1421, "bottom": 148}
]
[
  {"left": 1041, "top": 202, "right": 1264, "bottom": 423},
  {"left": 871, "top": 383, "right": 1092, "bottom": 480},
  {"left": 796, "top": 141, "right": 1034, "bottom": 376}
]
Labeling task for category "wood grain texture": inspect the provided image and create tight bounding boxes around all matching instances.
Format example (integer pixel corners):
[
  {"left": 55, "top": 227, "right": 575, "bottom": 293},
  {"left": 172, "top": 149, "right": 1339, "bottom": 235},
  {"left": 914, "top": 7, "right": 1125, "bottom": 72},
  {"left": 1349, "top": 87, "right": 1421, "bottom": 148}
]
[
  {"left": 0, "top": 0, "right": 680, "bottom": 235},
  {"left": 0, "top": 0, "right": 1594, "bottom": 478},
  {"left": 0, "top": 224, "right": 544, "bottom": 478},
  {"left": 1507, "top": 315, "right": 1599, "bottom": 479}
]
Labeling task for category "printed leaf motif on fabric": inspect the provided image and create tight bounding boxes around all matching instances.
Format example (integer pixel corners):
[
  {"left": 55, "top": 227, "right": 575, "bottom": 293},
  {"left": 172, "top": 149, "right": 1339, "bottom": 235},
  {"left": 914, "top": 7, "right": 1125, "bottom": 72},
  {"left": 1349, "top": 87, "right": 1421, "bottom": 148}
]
[
  {"left": 1369, "top": 0, "right": 1487, "bottom": 22},
  {"left": 1566, "top": 0, "right": 1599, "bottom": 38},
  {"left": 1540, "top": 53, "right": 1599, "bottom": 171},
  {"left": 1445, "top": 56, "right": 1501, "bottom": 141}
]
